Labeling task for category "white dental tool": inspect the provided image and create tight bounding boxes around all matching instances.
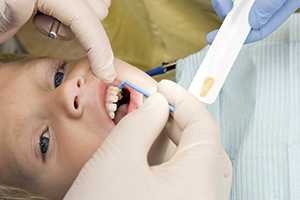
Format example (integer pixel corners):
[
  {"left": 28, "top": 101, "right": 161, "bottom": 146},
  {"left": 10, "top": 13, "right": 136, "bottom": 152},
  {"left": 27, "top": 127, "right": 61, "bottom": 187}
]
[{"left": 188, "top": 0, "right": 255, "bottom": 104}]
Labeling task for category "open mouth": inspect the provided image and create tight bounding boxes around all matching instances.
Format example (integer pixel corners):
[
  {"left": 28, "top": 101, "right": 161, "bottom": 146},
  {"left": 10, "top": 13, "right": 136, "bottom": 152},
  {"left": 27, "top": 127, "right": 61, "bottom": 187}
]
[{"left": 106, "top": 86, "right": 131, "bottom": 124}]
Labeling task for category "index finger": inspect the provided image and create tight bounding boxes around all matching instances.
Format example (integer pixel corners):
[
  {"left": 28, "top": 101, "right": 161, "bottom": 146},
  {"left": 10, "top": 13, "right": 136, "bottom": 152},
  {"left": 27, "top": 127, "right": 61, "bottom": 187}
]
[{"left": 72, "top": 18, "right": 116, "bottom": 82}]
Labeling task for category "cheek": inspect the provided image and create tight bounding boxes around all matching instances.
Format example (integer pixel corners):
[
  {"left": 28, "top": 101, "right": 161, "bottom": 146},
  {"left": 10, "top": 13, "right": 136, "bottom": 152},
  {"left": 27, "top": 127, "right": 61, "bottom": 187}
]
[
  {"left": 57, "top": 122, "right": 114, "bottom": 161},
  {"left": 45, "top": 124, "right": 113, "bottom": 198},
  {"left": 54, "top": 121, "right": 115, "bottom": 174}
]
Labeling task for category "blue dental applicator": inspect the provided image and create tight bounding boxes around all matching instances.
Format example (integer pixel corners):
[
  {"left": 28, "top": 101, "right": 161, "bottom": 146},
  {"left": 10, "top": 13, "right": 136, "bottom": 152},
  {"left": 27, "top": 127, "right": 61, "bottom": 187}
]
[{"left": 118, "top": 81, "right": 175, "bottom": 112}]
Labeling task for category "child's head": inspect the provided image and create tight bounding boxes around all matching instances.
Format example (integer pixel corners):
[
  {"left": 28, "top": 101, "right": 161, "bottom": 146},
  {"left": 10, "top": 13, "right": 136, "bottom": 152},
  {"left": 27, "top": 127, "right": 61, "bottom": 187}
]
[{"left": 0, "top": 54, "right": 157, "bottom": 199}]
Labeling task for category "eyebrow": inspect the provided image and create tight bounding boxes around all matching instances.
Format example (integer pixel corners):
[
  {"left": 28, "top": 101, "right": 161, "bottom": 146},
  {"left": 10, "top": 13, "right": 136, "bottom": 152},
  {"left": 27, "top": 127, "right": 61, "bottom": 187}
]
[{"left": 26, "top": 58, "right": 64, "bottom": 90}]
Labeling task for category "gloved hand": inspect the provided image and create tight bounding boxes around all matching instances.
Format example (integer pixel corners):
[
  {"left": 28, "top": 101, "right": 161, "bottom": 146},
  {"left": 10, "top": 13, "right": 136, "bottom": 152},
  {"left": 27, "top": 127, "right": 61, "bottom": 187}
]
[
  {"left": 206, "top": 0, "right": 300, "bottom": 44},
  {"left": 64, "top": 80, "right": 232, "bottom": 200},
  {"left": 0, "top": 0, "right": 116, "bottom": 83}
]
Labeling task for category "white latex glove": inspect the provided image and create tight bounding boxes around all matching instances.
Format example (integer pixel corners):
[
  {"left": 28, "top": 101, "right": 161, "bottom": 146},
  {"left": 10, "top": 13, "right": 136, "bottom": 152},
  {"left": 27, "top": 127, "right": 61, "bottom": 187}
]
[
  {"left": 64, "top": 80, "right": 232, "bottom": 200},
  {"left": 0, "top": 0, "right": 116, "bottom": 82},
  {"left": 0, "top": 0, "right": 34, "bottom": 42}
]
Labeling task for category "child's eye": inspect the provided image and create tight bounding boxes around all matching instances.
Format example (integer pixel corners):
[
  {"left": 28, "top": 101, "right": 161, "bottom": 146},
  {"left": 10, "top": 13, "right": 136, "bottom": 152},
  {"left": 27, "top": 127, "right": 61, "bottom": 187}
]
[
  {"left": 39, "top": 131, "right": 50, "bottom": 157},
  {"left": 54, "top": 68, "right": 64, "bottom": 88}
]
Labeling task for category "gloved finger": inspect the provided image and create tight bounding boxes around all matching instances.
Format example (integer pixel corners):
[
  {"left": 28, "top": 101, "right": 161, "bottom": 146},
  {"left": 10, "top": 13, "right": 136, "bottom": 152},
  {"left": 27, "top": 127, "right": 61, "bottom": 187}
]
[
  {"left": 211, "top": 0, "right": 233, "bottom": 20},
  {"left": 157, "top": 80, "right": 220, "bottom": 148},
  {"left": 0, "top": 0, "right": 34, "bottom": 42},
  {"left": 36, "top": 0, "right": 116, "bottom": 82},
  {"left": 207, "top": 2, "right": 297, "bottom": 46},
  {"left": 102, "top": 0, "right": 112, "bottom": 7},
  {"left": 206, "top": 29, "right": 219, "bottom": 44},
  {"left": 209, "top": 148, "right": 233, "bottom": 200},
  {"left": 221, "top": 148, "right": 233, "bottom": 183},
  {"left": 245, "top": 0, "right": 300, "bottom": 43},
  {"left": 157, "top": 81, "right": 231, "bottom": 199},
  {"left": 164, "top": 116, "right": 181, "bottom": 145},
  {"left": 105, "top": 93, "right": 170, "bottom": 161},
  {"left": 249, "top": 0, "right": 286, "bottom": 29},
  {"left": 86, "top": 0, "right": 111, "bottom": 20},
  {"left": 33, "top": 14, "right": 75, "bottom": 40}
]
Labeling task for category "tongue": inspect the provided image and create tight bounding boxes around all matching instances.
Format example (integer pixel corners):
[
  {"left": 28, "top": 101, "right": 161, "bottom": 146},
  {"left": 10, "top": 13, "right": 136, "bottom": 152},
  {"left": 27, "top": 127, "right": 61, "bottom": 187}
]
[{"left": 114, "top": 104, "right": 129, "bottom": 124}]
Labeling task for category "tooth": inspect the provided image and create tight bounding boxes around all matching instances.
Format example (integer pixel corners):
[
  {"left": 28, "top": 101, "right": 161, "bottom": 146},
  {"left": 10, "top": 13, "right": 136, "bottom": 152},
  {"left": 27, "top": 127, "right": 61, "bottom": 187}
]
[
  {"left": 106, "top": 86, "right": 122, "bottom": 120},
  {"left": 109, "top": 112, "right": 115, "bottom": 119},
  {"left": 107, "top": 86, "right": 121, "bottom": 95},
  {"left": 107, "top": 95, "right": 119, "bottom": 103},
  {"left": 117, "top": 91, "right": 123, "bottom": 100},
  {"left": 106, "top": 103, "right": 117, "bottom": 112}
]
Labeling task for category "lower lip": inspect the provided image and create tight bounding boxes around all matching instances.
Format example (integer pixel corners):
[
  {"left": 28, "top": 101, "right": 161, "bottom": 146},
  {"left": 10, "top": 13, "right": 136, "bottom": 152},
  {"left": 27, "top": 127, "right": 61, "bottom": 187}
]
[{"left": 123, "top": 85, "right": 143, "bottom": 113}]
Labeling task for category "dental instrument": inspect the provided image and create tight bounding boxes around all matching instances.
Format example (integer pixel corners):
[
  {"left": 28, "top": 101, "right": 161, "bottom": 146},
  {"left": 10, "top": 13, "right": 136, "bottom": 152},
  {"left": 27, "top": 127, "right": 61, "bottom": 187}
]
[
  {"left": 146, "top": 61, "right": 176, "bottom": 77},
  {"left": 48, "top": 19, "right": 61, "bottom": 39},
  {"left": 188, "top": 0, "right": 255, "bottom": 104},
  {"left": 118, "top": 81, "right": 175, "bottom": 112}
]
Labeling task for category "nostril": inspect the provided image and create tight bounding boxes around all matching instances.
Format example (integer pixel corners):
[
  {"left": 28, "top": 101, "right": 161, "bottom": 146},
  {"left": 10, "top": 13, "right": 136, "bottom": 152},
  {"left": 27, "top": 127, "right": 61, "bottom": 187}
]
[
  {"left": 77, "top": 77, "right": 85, "bottom": 88},
  {"left": 74, "top": 96, "right": 78, "bottom": 109}
]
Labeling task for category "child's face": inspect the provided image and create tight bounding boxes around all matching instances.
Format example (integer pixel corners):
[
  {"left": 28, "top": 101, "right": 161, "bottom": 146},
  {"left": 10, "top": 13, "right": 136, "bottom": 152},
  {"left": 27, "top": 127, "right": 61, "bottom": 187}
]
[{"left": 0, "top": 56, "right": 157, "bottom": 199}]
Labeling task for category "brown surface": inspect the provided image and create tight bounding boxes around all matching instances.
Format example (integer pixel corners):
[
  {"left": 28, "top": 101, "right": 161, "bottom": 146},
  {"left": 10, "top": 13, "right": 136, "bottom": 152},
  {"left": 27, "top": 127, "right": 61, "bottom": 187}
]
[{"left": 16, "top": 19, "right": 86, "bottom": 61}]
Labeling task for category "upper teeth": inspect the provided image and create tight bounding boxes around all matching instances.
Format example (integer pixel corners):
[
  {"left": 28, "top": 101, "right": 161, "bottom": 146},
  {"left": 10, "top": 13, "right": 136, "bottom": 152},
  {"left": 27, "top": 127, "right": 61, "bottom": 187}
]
[{"left": 106, "top": 86, "right": 122, "bottom": 119}]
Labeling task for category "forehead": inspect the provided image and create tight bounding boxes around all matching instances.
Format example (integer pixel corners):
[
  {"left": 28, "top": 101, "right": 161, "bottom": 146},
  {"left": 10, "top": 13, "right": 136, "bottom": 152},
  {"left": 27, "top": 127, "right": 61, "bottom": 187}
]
[
  {"left": 0, "top": 55, "right": 53, "bottom": 139},
  {"left": 0, "top": 55, "right": 49, "bottom": 178},
  {"left": 0, "top": 57, "right": 33, "bottom": 177}
]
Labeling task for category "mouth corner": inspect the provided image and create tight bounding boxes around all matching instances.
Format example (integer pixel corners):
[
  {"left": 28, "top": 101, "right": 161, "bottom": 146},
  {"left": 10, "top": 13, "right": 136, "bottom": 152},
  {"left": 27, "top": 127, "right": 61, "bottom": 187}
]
[
  {"left": 105, "top": 81, "right": 145, "bottom": 125},
  {"left": 105, "top": 84, "right": 131, "bottom": 125},
  {"left": 113, "top": 88, "right": 131, "bottom": 124}
]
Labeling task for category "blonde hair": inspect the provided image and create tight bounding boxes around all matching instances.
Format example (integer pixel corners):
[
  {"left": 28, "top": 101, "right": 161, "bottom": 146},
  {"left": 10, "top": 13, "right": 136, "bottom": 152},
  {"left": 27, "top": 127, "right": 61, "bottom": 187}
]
[
  {"left": 0, "top": 185, "right": 49, "bottom": 200},
  {"left": 0, "top": 54, "right": 36, "bottom": 65}
]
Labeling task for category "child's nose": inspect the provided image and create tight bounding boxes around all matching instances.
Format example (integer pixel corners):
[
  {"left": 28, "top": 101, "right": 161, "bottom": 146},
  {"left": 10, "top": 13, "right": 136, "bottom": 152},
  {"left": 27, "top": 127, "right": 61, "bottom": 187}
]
[{"left": 55, "top": 76, "right": 85, "bottom": 118}]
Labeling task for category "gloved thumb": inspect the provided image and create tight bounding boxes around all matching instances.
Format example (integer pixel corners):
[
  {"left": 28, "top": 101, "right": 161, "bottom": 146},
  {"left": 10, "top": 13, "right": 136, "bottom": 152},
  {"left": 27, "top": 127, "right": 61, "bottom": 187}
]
[
  {"left": 64, "top": 93, "right": 170, "bottom": 200},
  {"left": 107, "top": 92, "right": 170, "bottom": 160}
]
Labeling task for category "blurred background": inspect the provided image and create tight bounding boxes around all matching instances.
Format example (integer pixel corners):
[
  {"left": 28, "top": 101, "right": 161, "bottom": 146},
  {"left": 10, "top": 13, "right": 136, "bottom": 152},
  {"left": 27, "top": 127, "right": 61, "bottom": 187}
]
[{"left": 4, "top": 0, "right": 224, "bottom": 81}]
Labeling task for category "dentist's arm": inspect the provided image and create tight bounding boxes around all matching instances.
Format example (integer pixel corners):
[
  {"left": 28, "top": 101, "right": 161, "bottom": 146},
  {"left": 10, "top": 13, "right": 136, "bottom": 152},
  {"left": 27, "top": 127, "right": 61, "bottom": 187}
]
[
  {"left": 0, "top": 0, "right": 116, "bottom": 82},
  {"left": 206, "top": 0, "right": 300, "bottom": 44},
  {"left": 64, "top": 80, "right": 232, "bottom": 200}
]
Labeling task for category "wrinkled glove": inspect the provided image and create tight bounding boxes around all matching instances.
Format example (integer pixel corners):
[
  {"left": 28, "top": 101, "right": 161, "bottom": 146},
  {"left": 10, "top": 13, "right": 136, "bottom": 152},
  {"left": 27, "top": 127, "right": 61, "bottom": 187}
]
[
  {"left": 206, "top": 0, "right": 300, "bottom": 44},
  {"left": 64, "top": 80, "right": 232, "bottom": 200},
  {"left": 0, "top": 0, "right": 116, "bottom": 82}
]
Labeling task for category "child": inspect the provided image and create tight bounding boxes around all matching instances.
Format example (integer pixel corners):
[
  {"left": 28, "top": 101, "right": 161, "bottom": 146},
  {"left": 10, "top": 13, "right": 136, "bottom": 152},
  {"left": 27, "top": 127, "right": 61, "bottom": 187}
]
[
  {"left": 0, "top": 52, "right": 232, "bottom": 200},
  {"left": 0, "top": 54, "right": 175, "bottom": 199}
]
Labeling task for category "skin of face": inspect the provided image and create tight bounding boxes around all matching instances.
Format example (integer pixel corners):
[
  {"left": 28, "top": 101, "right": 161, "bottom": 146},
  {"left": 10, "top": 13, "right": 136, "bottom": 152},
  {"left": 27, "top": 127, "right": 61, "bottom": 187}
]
[{"left": 0, "top": 56, "right": 162, "bottom": 199}]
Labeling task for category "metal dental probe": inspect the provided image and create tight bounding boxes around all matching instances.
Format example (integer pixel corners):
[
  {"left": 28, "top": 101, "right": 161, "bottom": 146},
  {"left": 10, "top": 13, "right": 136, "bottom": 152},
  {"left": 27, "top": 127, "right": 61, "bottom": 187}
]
[
  {"left": 48, "top": 19, "right": 61, "bottom": 39},
  {"left": 118, "top": 81, "right": 175, "bottom": 112}
]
